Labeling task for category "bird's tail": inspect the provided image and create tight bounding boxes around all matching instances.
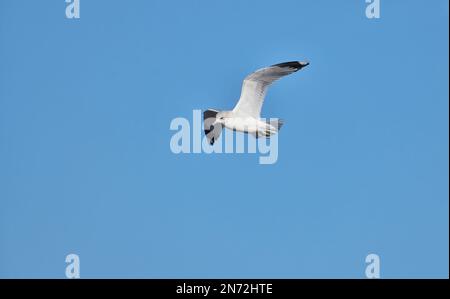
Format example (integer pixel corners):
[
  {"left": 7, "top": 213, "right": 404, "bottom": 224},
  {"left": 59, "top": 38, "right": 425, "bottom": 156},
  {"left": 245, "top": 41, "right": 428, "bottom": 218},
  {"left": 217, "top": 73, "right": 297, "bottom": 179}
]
[
  {"left": 269, "top": 119, "right": 284, "bottom": 131},
  {"left": 256, "top": 119, "right": 284, "bottom": 138}
]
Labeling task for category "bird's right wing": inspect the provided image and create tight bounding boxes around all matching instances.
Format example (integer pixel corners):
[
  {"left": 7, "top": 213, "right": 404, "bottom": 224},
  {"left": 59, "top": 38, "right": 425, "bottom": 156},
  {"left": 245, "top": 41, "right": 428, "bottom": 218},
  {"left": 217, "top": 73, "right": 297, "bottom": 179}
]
[{"left": 232, "top": 61, "right": 309, "bottom": 118}]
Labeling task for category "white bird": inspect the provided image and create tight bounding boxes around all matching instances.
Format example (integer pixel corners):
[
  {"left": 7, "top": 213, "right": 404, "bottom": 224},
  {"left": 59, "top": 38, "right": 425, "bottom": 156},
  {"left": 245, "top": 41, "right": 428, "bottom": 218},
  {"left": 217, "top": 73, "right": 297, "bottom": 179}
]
[{"left": 204, "top": 61, "right": 309, "bottom": 144}]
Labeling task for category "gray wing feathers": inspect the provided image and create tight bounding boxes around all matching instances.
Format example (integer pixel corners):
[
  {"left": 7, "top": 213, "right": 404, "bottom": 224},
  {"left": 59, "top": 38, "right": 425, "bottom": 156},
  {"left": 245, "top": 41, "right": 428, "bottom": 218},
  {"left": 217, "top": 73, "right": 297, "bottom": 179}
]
[{"left": 232, "top": 61, "right": 309, "bottom": 118}]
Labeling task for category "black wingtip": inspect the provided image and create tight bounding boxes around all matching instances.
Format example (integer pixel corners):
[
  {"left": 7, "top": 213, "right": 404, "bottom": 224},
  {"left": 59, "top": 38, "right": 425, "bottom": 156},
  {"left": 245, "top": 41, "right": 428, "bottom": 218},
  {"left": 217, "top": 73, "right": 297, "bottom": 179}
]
[{"left": 272, "top": 61, "right": 310, "bottom": 71}]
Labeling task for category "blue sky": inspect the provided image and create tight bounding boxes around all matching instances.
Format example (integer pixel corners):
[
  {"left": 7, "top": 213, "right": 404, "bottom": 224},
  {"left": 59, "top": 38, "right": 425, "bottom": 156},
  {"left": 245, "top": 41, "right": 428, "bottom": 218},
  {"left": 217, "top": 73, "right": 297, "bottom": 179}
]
[{"left": 0, "top": 0, "right": 448, "bottom": 278}]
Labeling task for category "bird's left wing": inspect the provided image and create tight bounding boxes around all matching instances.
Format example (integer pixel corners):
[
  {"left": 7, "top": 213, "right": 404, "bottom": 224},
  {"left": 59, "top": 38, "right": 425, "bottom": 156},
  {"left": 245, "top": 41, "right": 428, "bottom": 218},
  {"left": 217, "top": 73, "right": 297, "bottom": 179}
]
[
  {"left": 203, "top": 109, "right": 223, "bottom": 145},
  {"left": 232, "top": 61, "right": 309, "bottom": 118}
]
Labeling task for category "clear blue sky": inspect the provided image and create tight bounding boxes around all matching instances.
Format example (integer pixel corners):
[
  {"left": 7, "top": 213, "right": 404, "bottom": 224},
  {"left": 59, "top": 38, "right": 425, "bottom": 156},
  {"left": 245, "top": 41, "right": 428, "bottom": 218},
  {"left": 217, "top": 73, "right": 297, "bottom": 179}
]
[{"left": 0, "top": 0, "right": 448, "bottom": 278}]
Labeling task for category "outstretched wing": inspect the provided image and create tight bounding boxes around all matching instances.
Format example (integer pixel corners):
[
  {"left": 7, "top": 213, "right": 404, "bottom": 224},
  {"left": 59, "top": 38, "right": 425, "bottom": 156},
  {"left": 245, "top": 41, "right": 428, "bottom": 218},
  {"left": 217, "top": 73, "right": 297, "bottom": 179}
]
[
  {"left": 232, "top": 61, "right": 309, "bottom": 118},
  {"left": 203, "top": 109, "right": 223, "bottom": 145}
]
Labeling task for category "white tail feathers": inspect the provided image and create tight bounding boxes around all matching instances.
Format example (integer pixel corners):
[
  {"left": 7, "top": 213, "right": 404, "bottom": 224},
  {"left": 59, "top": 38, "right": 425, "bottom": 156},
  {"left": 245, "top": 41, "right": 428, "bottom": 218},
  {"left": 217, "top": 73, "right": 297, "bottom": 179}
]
[
  {"left": 255, "top": 119, "right": 284, "bottom": 138},
  {"left": 270, "top": 119, "right": 284, "bottom": 131}
]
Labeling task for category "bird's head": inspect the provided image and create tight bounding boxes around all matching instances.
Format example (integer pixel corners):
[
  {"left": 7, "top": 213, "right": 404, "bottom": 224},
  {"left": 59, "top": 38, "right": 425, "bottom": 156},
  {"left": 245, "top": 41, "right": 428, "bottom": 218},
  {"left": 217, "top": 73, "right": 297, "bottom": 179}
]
[{"left": 215, "top": 111, "right": 232, "bottom": 124}]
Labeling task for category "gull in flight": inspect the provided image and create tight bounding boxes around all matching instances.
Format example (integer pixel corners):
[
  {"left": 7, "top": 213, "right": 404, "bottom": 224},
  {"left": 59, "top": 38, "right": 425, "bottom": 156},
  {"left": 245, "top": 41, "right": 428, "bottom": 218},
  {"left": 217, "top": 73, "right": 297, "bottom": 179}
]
[{"left": 204, "top": 61, "right": 309, "bottom": 145}]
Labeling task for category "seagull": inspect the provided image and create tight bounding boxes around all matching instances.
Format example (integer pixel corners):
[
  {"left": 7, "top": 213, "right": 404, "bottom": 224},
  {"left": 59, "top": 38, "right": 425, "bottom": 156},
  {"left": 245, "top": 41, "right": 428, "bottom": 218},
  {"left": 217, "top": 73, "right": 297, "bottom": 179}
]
[{"left": 204, "top": 61, "right": 309, "bottom": 145}]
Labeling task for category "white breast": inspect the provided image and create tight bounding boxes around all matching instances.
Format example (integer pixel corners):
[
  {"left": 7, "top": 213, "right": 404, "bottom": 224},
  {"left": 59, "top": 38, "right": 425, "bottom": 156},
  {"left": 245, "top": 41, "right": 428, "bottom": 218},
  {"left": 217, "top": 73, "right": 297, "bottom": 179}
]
[{"left": 224, "top": 117, "right": 264, "bottom": 134}]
